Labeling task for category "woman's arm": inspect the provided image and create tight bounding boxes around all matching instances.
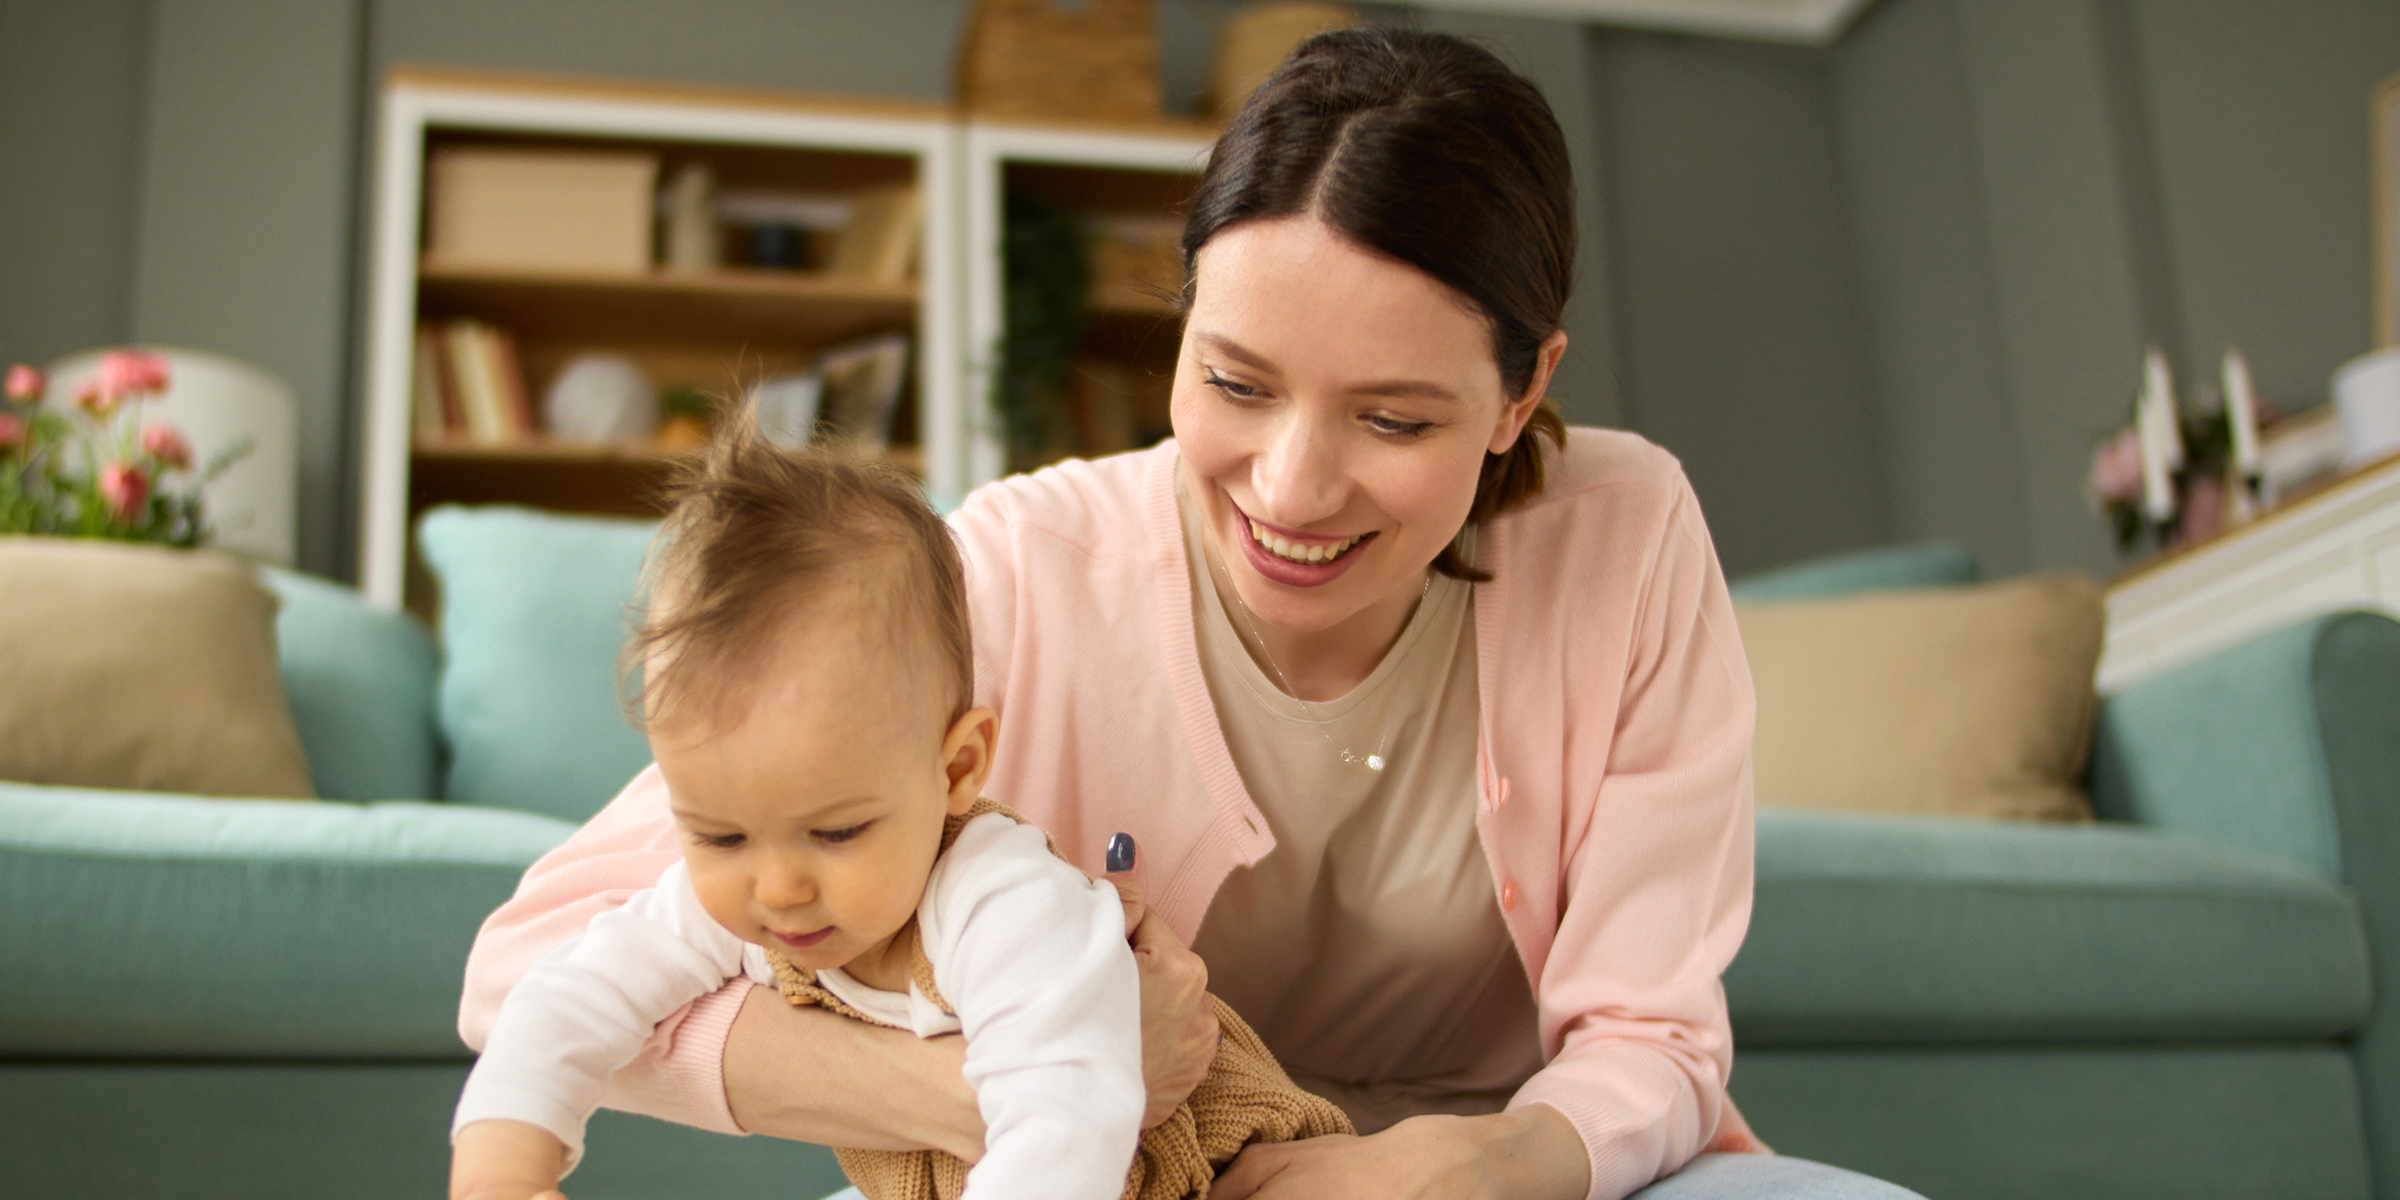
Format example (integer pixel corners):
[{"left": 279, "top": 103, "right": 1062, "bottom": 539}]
[
  {"left": 1212, "top": 1106, "right": 1588, "bottom": 1200},
  {"left": 721, "top": 988, "right": 985, "bottom": 1156},
  {"left": 1503, "top": 480, "right": 1760, "bottom": 1197}
]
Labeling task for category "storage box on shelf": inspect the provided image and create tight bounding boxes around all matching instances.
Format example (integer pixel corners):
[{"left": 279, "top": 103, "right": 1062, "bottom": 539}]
[
  {"left": 961, "top": 120, "right": 1215, "bottom": 482},
  {"left": 358, "top": 68, "right": 961, "bottom": 611}
]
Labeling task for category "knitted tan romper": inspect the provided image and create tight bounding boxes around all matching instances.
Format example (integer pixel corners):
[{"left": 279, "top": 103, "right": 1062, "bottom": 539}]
[{"left": 761, "top": 799, "right": 1353, "bottom": 1200}]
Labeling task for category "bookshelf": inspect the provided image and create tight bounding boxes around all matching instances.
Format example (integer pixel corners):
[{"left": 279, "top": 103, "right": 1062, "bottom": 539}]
[
  {"left": 357, "top": 69, "right": 1221, "bottom": 610},
  {"left": 358, "top": 69, "right": 960, "bottom": 610},
  {"left": 961, "top": 120, "right": 1215, "bottom": 483}
]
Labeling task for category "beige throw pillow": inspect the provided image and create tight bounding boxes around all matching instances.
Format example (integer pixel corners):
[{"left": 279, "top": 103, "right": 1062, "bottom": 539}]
[
  {"left": 0, "top": 537, "right": 314, "bottom": 799},
  {"left": 1735, "top": 574, "right": 2103, "bottom": 820}
]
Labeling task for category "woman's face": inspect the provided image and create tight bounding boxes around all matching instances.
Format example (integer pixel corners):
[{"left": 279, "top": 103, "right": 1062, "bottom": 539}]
[{"left": 1173, "top": 214, "right": 1561, "bottom": 638}]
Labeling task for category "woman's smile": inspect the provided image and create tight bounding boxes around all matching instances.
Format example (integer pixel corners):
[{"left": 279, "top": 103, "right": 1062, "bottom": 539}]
[{"left": 1236, "top": 506, "right": 1378, "bottom": 587}]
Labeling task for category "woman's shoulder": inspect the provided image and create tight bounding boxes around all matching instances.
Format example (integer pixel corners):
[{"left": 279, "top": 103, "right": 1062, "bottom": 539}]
[
  {"left": 1523, "top": 425, "right": 1692, "bottom": 510},
  {"left": 949, "top": 443, "right": 1173, "bottom": 560},
  {"left": 1488, "top": 426, "right": 1711, "bottom": 599}
]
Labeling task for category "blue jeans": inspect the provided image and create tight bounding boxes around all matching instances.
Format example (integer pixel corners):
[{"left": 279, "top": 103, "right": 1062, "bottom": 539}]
[{"left": 816, "top": 1153, "right": 1925, "bottom": 1198}]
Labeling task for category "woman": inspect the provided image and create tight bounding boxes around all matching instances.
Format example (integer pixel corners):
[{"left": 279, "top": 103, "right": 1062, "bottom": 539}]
[{"left": 461, "top": 29, "right": 1920, "bottom": 1200}]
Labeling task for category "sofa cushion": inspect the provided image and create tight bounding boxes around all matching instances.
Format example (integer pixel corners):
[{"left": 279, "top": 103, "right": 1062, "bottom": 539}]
[
  {"left": 416, "top": 506, "right": 658, "bottom": 822},
  {"left": 1727, "top": 540, "right": 1980, "bottom": 602},
  {"left": 1729, "top": 810, "right": 2372, "bottom": 1044},
  {"left": 0, "top": 537, "right": 314, "bottom": 799},
  {"left": 261, "top": 567, "right": 442, "bottom": 803},
  {"left": 1736, "top": 573, "right": 2104, "bottom": 820},
  {"left": 0, "top": 782, "right": 572, "bottom": 1056}
]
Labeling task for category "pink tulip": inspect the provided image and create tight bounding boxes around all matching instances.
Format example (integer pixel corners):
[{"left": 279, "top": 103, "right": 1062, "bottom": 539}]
[
  {"left": 141, "top": 422, "right": 192, "bottom": 471},
  {"left": 2088, "top": 427, "right": 2144, "bottom": 504},
  {"left": 96, "top": 350, "right": 170, "bottom": 399},
  {"left": 98, "top": 461, "right": 150, "bottom": 523},
  {"left": 4, "top": 364, "right": 42, "bottom": 403},
  {"left": 0, "top": 412, "right": 22, "bottom": 451}
]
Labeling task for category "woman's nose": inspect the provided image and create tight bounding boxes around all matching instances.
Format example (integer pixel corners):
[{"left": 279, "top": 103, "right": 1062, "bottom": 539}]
[{"left": 1250, "top": 412, "right": 1347, "bottom": 527}]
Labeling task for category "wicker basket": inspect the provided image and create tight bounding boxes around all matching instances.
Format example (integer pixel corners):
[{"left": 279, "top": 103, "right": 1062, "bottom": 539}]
[
  {"left": 1206, "top": 2, "right": 1359, "bottom": 119},
  {"left": 955, "top": 0, "right": 1160, "bottom": 124}
]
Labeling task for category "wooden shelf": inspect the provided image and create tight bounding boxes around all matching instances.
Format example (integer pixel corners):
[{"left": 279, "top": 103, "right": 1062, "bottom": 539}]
[
  {"left": 417, "top": 260, "right": 917, "bottom": 348},
  {"left": 412, "top": 433, "right": 923, "bottom": 476}
]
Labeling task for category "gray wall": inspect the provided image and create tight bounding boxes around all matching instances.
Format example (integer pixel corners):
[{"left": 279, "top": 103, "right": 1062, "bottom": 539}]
[
  {"left": 132, "top": 0, "right": 364, "bottom": 580},
  {"left": 3, "top": 0, "right": 2392, "bottom": 582},
  {"left": 0, "top": 1, "right": 151, "bottom": 368},
  {"left": 1594, "top": 32, "right": 1890, "bottom": 576}
]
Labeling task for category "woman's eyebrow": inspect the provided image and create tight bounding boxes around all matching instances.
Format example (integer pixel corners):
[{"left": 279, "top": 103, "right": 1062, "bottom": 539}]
[
  {"left": 1196, "top": 331, "right": 1461, "bottom": 403},
  {"left": 1350, "top": 379, "right": 1462, "bottom": 403},
  {"left": 1193, "top": 331, "right": 1279, "bottom": 373}
]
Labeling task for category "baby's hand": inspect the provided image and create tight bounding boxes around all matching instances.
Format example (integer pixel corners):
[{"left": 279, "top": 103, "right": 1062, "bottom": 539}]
[{"left": 450, "top": 1119, "right": 571, "bottom": 1200}]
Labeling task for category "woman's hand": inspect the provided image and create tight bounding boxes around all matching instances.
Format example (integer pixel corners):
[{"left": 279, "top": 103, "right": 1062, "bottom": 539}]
[
  {"left": 1106, "top": 839, "right": 1220, "bottom": 1128},
  {"left": 1210, "top": 1108, "right": 1590, "bottom": 1200}
]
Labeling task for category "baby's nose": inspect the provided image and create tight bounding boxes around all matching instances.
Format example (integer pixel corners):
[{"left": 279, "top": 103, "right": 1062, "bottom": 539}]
[{"left": 754, "top": 861, "right": 816, "bottom": 909}]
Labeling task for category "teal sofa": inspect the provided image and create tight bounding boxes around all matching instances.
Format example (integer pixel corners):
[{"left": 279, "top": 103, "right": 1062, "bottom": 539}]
[{"left": 3, "top": 517, "right": 2395, "bottom": 1200}]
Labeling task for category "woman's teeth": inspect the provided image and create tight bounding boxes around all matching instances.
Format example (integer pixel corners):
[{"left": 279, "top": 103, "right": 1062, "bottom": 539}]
[{"left": 1252, "top": 522, "right": 1363, "bottom": 564}]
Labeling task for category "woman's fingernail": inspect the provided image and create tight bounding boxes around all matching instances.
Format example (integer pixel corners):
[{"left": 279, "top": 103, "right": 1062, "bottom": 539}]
[{"left": 1106, "top": 832, "right": 1136, "bottom": 873}]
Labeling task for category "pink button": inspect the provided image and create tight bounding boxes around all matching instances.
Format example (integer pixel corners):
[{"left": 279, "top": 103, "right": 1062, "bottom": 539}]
[{"left": 1500, "top": 880, "right": 1519, "bottom": 912}]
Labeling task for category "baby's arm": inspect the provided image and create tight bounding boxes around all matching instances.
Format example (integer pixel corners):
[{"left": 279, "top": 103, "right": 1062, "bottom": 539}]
[
  {"left": 921, "top": 815, "right": 1147, "bottom": 1200},
  {"left": 451, "top": 860, "right": 753, "bottom": 1199}
]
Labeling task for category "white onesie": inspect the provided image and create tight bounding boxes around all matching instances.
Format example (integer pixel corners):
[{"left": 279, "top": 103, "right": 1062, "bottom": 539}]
[{"left": 453, "top": 811, "right": 1144, "bottom": 1200}]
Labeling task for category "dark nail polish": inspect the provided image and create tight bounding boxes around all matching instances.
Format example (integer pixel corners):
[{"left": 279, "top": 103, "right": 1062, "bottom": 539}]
[{"left": 1106, "top": 832, "right": 1136, "bottom": 873}]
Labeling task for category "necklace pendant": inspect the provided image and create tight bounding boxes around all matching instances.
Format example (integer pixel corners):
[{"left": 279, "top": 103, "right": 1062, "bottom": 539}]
[{"left": 1365, "top": 754, "right": 1386, "bottom": 771}]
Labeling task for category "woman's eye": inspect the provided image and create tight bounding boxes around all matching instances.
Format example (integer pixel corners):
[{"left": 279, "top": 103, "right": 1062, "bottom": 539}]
[
  {"left": 813, "top": 822, "right": 871, "bottom": 845},
  {"left": 1364, "top": 414, "right": 1435, "bottom": 439},
  {"left": 1202, "top": 371, "right": 1264, "bottom": 401}
]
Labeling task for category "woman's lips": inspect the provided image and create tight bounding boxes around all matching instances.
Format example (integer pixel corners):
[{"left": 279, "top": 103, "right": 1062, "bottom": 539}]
[
  {"left": 774, "top": 927, "right": 834, "bottom": 949},
  {"left": 1235, "top": 509, "right": 1374, "bottom": 589}
]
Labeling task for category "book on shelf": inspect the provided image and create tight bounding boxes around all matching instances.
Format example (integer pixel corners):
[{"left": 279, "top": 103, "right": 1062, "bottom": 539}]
[
  {"left": 411, "top": 327, "right": 459, "bottom": 437},
  {"left": 414, "top": 318, "right": 534, "bottom": 445},
  {"left": 826, "top": 184, "right": 923, "bottom": 285}
]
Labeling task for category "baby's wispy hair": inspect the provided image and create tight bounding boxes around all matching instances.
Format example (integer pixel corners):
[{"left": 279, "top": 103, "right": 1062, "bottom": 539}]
[{"left": 622, "top": 409, "right": 972, "bottom": 736}]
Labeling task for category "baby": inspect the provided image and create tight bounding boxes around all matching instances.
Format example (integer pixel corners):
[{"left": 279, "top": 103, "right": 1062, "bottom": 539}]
[{"left": 449, "top": 421, "right": 1345, "bottom": 1200}]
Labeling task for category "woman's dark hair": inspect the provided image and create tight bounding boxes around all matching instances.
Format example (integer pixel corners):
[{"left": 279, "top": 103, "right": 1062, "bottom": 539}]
[{"left": 1182, "top": 26, "right": 1574, "bottom": 581}]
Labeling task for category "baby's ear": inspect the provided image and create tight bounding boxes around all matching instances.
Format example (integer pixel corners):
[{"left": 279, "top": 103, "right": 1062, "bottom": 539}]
[{"left": 941, "top": 707, "right": 999, "bottom": 816}]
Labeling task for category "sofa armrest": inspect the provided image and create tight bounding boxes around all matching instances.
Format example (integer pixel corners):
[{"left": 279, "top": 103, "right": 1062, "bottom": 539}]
[
  {"left": 2087, "top": 610, "right": 2400, "bottom": 878},
  {"left": 2089, "top": 609, "right": 2400, "bottom": 1198},
  {"left": 0, "top": 782, "right": 571, "bottom": 1058},
  {"left": 262, "top": 567, "right": 443, "bottom": 802}
]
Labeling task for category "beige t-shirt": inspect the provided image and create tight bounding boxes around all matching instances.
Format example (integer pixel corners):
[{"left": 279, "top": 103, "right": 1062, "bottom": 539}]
[{"left": 1177, "top": 480, "right": 1545, "bottom": 1134}]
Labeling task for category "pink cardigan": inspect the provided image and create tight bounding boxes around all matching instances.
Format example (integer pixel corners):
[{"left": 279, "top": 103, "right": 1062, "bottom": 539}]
[{"left": 459, "top": 430, "right": 1762, "bottom": 1199}]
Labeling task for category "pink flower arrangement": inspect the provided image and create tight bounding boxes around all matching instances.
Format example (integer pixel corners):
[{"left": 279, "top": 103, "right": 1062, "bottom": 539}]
[
  {"left": 96, "top": 350, "right": 171, "bottom": 399},
  {"left": 141, "top": 423, "right": 192, "bottom": 471},
  {"left": 97, "top": 462, "right": 150, "bottom": 523},
  {"left": 0, "top": 348, "right": 242, "bottom": 544},
  {"left": 4, "top": 364, "right": 42, "bottom": 403}
]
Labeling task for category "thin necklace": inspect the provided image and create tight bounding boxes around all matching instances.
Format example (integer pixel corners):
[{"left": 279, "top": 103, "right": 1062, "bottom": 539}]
[{"left": 1222, "top": 568, "right": 1432, "bottom": 773}]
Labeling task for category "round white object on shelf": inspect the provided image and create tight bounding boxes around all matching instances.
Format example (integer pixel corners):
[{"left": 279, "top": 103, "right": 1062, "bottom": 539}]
[
  {"left": 45, "top": 346, "right": 297, "bottom": 566},
  {"left": 2334, "top": 347, "right": 2400, "bottom": 468},
  {"left": 544, "top": 354, "right": 657, "bottom": 442}
]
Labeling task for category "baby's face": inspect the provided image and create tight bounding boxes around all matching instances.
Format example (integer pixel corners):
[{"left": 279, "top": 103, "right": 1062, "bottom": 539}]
[{"left": 651, "top": 603, "right": 986, "bottom": 976}]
